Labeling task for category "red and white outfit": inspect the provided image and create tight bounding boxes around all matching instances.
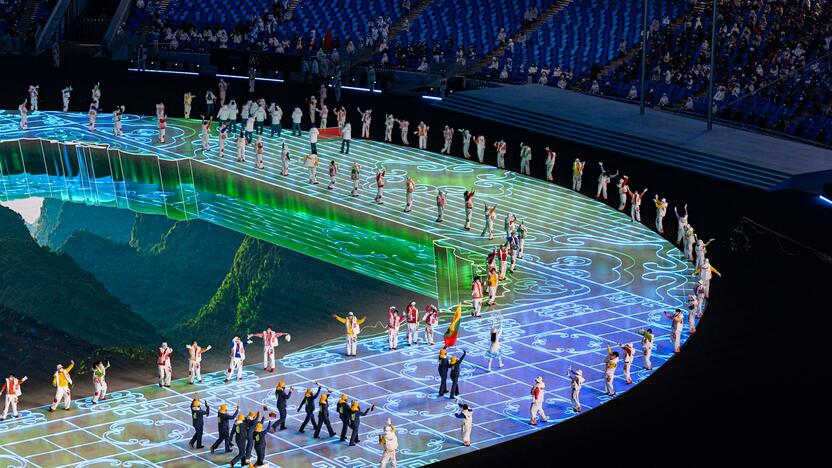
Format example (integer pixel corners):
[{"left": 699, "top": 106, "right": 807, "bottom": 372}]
[
  {"left": 405, "top": 302, "right": 420, "bottom": 345},
  {"left": 157, "top": 345, "right": 173, "bottom": 387},
  {"left": 497, "top": 246, "right": 508, "bottom": 280},
  {"left": 186, "top": 344, "right": 211, "bottom": 383},
  {"left": 621, "top": 343, "right": 635, "bottom": 384},
  {"left": 471, "top": 280, "right": 483, "bottom": 316},
  {"left": 158, "top": 116, "right": 167, "bottom": 143},
  {"left": 1, "top": 376, "right": 27, "bottom": 419},
  {"left": 495, "top": 140, "right": 507, "bottom": 169},
  {"left": 423, "top": 305, "right": 439, "bottom": 345},
  {"left": 416, "top": 123, "right": 429, "bottom": 149},
  {"left": 441, "top": 127, "right": 454, "bottom": 154},
  {"left": 374, "top": 169, "right": 386, "bottom": 204},
  {"left": 530, "top": 377, "right": 548, "bottom": 424},
  {"left": 463, "top": 191, "right": 475, "bottom": 230},
  {"left": 328, "top": 161, "right": 338, "bottom": 189},
  {"left": 249, "top": 329, "right": 288, "bottom": 371},
  {"left": 387, "top": 308, "right": 403, "bottom": 350}
]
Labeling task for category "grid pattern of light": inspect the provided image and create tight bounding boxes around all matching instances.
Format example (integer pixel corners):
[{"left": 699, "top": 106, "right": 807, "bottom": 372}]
[{"left": 0, "top": 110, "right": 696, "bottom": 467}]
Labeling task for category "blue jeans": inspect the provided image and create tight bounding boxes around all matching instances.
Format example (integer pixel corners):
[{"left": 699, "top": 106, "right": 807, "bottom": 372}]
[
  {"left": 293, "top": 123, "right": 301, "bottom": 135},
  {"left": 271, "top": 123, "right": 282, "bottom": 137},
  {"left": 340, "top": 139, "right": 350, "bottom": 153}
]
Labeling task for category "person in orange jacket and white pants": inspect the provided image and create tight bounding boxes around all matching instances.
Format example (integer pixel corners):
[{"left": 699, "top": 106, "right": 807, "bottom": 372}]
[{"left": 1, "top": 373, "right": 28, "bottom": 420}]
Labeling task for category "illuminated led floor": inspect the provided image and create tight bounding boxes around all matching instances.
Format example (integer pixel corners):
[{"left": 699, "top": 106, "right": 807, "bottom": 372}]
[{"left": 0, "top": 110, "right": 696, "bottom": 467}]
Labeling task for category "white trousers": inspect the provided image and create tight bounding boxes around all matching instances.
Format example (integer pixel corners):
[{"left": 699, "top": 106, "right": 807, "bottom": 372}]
[
  {"left": 604, "top": 370, "right": 615, "bottom": 394},
  {"left": 282, "top": 159, "right": 289, "bottom": 175},
  {"left": 623, "top": 360, "right": 632, "bottom": 383},
  {"left": 462, "top": 142, "right": 470, "bottom": 158},
  {"left": 227, "top": 358, "right": 244, "bottom": 380},
  {"left": 388, "top": 328, "right": 399, "bottom": 349},
  {"left": 631, "top": 205, "right": 641, "bottom": 222},
  {"left": 520, "top": 159, "right": 530, "bottom": 174},
  {"left": 545, "top": 163, "right": 554, "bottom": 181},
  {"left": 381, "top": 449, "right": 397, "bottom": 468},
  {"left": 472, "top": 298, "right": 482, "bottom": 315},
  {"left": 419, "top": 135, "right": 427, "bottom": 149},
  {"left": 158, "top": 364, "right": 172, "bottom": 386},
  {"left": 519, "top": 238, "right": 525, "bottom": 257},
  {"left": 572, "top": 175, "right": 582, "bottom": 191},
  {"left": 351, "top": 179, "right": 360, "bottom": 195},
  {"left": 376, "top": 186, "right": 384, "bottom": 202},
  {"left": 346, "top": 335, "right": 358, "bottom": 356},
  {"left": 425, "top": 324, "right": 435, "bottom": 344},
  {"left": 498, "top": 153, "right": 506, "bottom": 169},
  {"left": 184, "top": 105, "right": 191, "bottom": 119},
  {"left": 385, "top": 126, "right": 393, "bottom": 141},
  {"left": 3, "top": 395, "right": 19, "bottom": 418},
  {"left": 671, "top": 328, "right": 681, "bottom": 352},
  {"left": 62, "top": 98, "right": 69, "bottom": 112},
  {"left": 597, "top": 183, "right": 607, "bottom": 199},
  {"left": 406, "top": 322, "right": 418, "bottom": 344},
  {"left": 51, "top": 387, "right": 71, "bottom": 410},
  {"left": 401, "top": 130, "right": 409, "bottom": 145},
  {"left": 189, "top": 360, "right": 202, "bottom": 383},
  {"left": 114, "top": 122, "right": 123, "bottom": 136},
  {"left": 362, "top": 123, "right": 370, "bottom": 138},
  {"left": 499, "top": 260, "right": 507, "bottom": 279},
  {"left": 476, "top": 147, "right": 484, "bottom": 163},
  {"left": 618, "top": 191, "right": 627, "bottom": 210},
  {"left": 436, "top": 205, "right": 444, "bottom": 221},
  {"left": 308, "top": 167, "right": 317, "bottom": 184},
  {"left": 441, "top": 138, "right": 451, "bottom": 153},
  {"left": 530, "top": 400, "right": 547, "bottom": 422},
  {"left": 656, "top": 213, "right": 665, "bottom": 233},
  {"left": 461, "top": 420, "right": 472, "bottom": 444},
  {"left": 93, "top": 378, "right": 108, "bottom": 402},
  {"left": 571, "top": 388, "right": 581, "bottom": 409},
  {"left": 464, "top": 207, "right": 473, "bottom": 229},
  {"left": 159, "top": 128, "right": 165, "bottom": 142},
  {"left": 488, "top": 286, "right": 497, "bottom": 303},
  {"left": 643, "top": 345, "right": 653, "bottom": 369},
  {"left": 405, "top": 192, "right": 413, "bottom": 211},
  {"left": 263, "top": 346, "right": 276, "bottom": 370}
]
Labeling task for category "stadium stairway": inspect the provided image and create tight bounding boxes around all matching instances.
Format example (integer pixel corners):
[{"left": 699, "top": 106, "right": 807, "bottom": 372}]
[{"left": 434, "top": 91, "right": 791, "bottom": 190}]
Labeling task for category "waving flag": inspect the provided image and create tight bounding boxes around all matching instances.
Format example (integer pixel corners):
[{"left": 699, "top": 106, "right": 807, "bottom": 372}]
[{"left": 443, "top": 304, "right": 462, "bottom": 348}]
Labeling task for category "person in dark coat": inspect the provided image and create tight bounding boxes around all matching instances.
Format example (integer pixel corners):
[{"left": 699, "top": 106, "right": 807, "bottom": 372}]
[
  {"left": 348, "top": 401, "right": 374, "bottom": 446},
  {"left": 273, "top": 381, "right": 293, "bottom": 431},
  {"left": 437, "top": 348, "right": 450, "bottom": 396},
  {"left": 244, "top": 411, "right": 262, "bottom": 462},
  {"left": 210, "top": 403, "right": 238, "bottom": 453},
  {"left": 298, "top": 386, "right": 321, "bottom": 432},
  {"left": 188, "top": 399, "right": 210, "bottom": 449},
  {"left": 229, "top": 414, "right": 248, "bottom": 467},
  {"left": 251, "top": 420, "right": 273, "bottom": 466},
  {"left": 449, "top": 350, "right": 467, "bottom": 398},
  {"left": 313, "top": 391, "right": 336, "bottom": 438},
  {"left": 337, "top": 393, "right": 351, "bottom": 441}
]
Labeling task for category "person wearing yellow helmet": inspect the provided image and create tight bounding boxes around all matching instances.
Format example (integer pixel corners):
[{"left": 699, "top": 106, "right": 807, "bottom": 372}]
[
  {"left": 243, "top": 411, "right": 264, "bottom": 463},
  {"left": 348, "top": 401, "right": 375, "bottom": 446},
  {"left": 210, "top": 403, "right": 239, "bottom": 454},
  {"left": 337, "top": 394, "right": 351, "bottom": 441},
  {"left": 229, "top": 413, "right": 249, "bottom": 467},
  {"left": 298, "top": 385, "right": 322, "bottom": 433},
  {"left": 188, "top": 398, "right": 210, "bottom": 449},
  {"left": 449, "top": 350, "right": 467, "bottom": 399},
  {"left": 251, "top": 418, "right": 272, "bottom": 466},
  {"left": 437, "top": 348, "right": 450, "bottom": 396},
  {"left": 273, "top": 382, "right": 293, "bottom": 431},
  {"left": 313, "top": 390, "right": 336, "bottom": 438}
]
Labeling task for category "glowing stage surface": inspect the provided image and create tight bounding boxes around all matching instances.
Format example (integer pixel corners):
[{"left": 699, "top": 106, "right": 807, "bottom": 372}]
[{"left": 0, "top": 110, "right": 695, "bottom": 467}]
